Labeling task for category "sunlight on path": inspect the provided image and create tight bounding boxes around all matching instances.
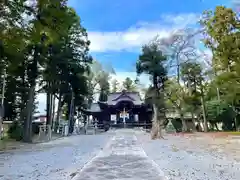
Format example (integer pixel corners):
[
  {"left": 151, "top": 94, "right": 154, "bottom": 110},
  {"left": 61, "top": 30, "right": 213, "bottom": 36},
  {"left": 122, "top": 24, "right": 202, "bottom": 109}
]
[{"left": 74, "top": 129, "right": 166, "bottom": 180}]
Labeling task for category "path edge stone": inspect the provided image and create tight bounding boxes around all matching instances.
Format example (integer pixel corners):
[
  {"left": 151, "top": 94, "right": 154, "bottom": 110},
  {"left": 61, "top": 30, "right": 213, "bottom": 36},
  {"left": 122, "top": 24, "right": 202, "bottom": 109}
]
[{"left": 134, "top": 133, "right": 169, "bottom": 180}]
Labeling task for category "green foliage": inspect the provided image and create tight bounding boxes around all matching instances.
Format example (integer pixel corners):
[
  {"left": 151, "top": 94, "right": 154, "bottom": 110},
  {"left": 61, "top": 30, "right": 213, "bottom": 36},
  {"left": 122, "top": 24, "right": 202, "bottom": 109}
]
[
  {"left": 171, "top": 119, "right": 183, "bottom": 132},
  {"left": 206, "top": 99, "right": 228, "bottom": 122},
  {"left": 8, "top": 121, "right": 23, "bottom": 141},
  {"left": 206, "top": 99, "right": 237, "bottom": 130},
  {"left": 87, "top": 61, "right": 114, "bottom": 103},
  {"left": 180, "top": 62, "right": 204, "bottom": 114},
  {"left": 201, "top": 6, "right": 240, "bottom": 102},
  {"left": 165, "top": 79, "right": 187, "bottom": 111},
  {"left": 137, "top": 43, "right": 167, "bottom": 79},
  {"left": 201, "top": 6, "right": 240, "bottom": 130},
  {"left": 181, "top": 62, "right": 203, "bottom": 91},
  {"left": 136, "top": 42, "right": 167, "bottom": 94},
  {"left": 111, "top": 79, "right": 119, "bottom": 93},
  {"left": 122, "top": 77, "right": 136, "bottom": 91},
  {"left": 98, "top": 71, "right": 110, "bottom": 102},
  {"left": 165, "top": 120, "right": 176, "bottom": 133},
  {"left": 137, "top": 40, "right": 168, "bottom": 133},
  {"left": 1, "top": 0, "right": 93, "bottom": 140}
]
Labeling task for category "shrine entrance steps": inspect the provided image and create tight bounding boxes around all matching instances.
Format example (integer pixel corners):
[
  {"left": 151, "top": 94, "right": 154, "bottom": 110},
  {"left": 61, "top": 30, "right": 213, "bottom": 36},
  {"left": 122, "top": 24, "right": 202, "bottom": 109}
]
[{"left": 74, "top": 129, "right": 166, "bottom": 180}]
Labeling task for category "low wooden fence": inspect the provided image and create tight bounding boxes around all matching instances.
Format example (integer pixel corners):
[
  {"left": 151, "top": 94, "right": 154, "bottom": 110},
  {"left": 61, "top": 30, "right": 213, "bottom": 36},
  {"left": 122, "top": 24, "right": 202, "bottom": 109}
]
[{"left": 110, "top": 123, "right": 152, "bottom": 129}]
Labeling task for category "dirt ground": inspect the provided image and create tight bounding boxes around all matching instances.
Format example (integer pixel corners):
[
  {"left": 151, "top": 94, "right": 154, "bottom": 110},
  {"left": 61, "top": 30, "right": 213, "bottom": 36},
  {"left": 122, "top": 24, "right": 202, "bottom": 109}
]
[
  {"left": 140, "top": 131, "right": 240, "bottom": 180},
  {"left": 168, "top": 132, "right": 240, "bottom": 162},
  {"left": 0, "top": 134, "right": 63, "bottom": 151}
]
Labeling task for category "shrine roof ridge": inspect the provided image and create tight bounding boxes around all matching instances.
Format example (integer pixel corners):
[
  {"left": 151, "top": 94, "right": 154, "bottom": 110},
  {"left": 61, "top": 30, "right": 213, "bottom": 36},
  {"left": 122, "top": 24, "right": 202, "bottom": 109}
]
[{"left": 106, "top": 91, "right": 143, "bottom": 105}]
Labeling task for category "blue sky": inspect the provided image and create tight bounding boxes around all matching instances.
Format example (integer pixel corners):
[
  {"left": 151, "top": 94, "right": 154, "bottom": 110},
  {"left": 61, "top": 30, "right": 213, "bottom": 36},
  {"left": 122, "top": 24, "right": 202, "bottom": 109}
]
[
  {"left": 37, "top": 0, "right": 236, "bottom": 114},
  {"left": 68, "top": 0, "right": 231, "bottom": 73}
]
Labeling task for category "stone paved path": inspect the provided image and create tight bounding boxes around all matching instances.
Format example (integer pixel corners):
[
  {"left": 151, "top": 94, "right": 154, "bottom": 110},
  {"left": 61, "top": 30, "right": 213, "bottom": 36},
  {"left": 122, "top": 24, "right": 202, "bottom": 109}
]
[{"left": 74, "top": 130, "right": 166, "bottom": 180}]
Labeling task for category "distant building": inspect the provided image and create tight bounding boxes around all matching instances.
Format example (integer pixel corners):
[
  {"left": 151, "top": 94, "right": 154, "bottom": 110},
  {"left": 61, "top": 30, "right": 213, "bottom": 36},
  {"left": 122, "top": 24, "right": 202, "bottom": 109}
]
[
  {"left": 82, "top": 90, "right": 152, "bottom": 128},
  {"left": 33, "top": 115, "right": 47, "bottom": 123}
]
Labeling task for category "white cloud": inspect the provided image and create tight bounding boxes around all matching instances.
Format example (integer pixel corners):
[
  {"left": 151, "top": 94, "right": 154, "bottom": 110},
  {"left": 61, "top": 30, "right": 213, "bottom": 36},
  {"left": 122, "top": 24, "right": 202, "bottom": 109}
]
[
  {"left": 232, "top": 0, "right": 240, "bottom": 6},
  {"left": 161, "top": 13, "right": 200, "bottom": 27},
  {"left": 88, "top": 13, "right": 200, "bottom": 52},
  {"left": 88, "top": 28, "right": 169, "bottom": 52},
  {"left": 35, "top": 13, "right": 200, "bottom": 111},
  {"left": 231, "top": 0, "right": 240, "bottom": 12}
]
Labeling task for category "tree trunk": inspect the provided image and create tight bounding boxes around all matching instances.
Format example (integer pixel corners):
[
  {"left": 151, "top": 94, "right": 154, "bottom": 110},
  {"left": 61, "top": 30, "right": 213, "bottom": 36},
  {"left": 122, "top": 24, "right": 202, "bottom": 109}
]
[
  {"left": 49, "top": 93, "right": 53, "bottom": 125},
  {"left": 23, "top": 85, "right": 35, "bottom": 142},
  {"left": 151, "top": 103, "right": 164, "bottom": 139},
  {"left": 214, "top": 123, "right": 219, "bottom": 131},
  {"left": 0, "top": 68, "right": 6, "bottom": 139},
  {"left": 19, "top": 63, "right": 27, "bottom": 123},
  {"left": 151, "top": 74, "right": 165, "bottom": 139},
  {"left": 231, "top": 105, "right": 239, "bottom": 131},
  {"left": 55, "top": 93, "right": 62, "bottom": 132},
  {"left": 177, "top": 64, "right": 180, "bottom": 84},
  {"left": 180, "top": 111, "right": 188, "bottom": 132},
  {"left": 51, "top": 95, "right": 56, "bottom": 129},
  {"left": 214, "top": 70, "right": 221, "bottom": 102},
  {"left": 151, "top": 103, "right": 159, "bottom": 139},
  {"left": 201, "top": 95, "right": 208, "bottom": 132},
  {"left": 23, "top": 45, "right": 39, "bottom": 143},
  {"left": 191, "top": 112, "right": 196, "bottom": 132},
  {"left": 0, "top": 114, "right": 3, "bottom": 140},
  {"left": 68, "top": 91, "right": 74, "bottom": 134},
  {"left": 46, "top": 89, "right": 51, "bottom": 125}
]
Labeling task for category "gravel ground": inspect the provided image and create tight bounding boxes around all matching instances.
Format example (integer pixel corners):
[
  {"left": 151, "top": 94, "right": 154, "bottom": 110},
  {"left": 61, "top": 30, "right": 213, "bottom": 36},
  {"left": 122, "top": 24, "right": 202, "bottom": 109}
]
[
  {"left": 0, "top": 133, "right": 112, "bottom": 180},
  {"left": 138, "top": 131, "right": 240, "bottom": 180},
  {"left": 1, "top": 129, "right": 239, "bottom": 180}
]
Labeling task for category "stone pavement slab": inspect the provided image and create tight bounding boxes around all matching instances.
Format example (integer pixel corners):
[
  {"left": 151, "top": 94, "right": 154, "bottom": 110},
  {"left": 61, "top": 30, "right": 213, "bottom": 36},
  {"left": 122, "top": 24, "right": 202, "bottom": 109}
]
[{"left": 74, "top": 130, "right": 166, "bottom": 180}]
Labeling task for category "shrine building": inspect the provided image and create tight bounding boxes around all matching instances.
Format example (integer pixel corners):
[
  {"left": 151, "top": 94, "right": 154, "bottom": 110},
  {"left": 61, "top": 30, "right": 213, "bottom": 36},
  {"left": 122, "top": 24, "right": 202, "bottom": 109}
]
[{"left": 82, "top": 90, "right": 152, "bottom": 128}]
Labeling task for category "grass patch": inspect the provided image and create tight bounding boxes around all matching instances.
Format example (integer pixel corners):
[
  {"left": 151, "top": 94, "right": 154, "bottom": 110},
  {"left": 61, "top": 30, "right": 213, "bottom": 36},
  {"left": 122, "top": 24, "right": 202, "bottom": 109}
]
[
  {"left": 200, "top": 131, "right": 240, "bottom": 138},
  {"left": 0, "top": 138, "right": 21, "bottom": 151},
  {"left": 227, "top": 131, "right": 240, "bottom": 136}
]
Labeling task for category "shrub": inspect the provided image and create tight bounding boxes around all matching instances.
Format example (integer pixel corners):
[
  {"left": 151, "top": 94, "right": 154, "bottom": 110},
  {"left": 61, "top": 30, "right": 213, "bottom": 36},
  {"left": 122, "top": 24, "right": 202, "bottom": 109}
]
[
  {"left": 171, "top": 118, "right": 182, "bottom": 132},
  {"left": 7, "top": 121, "right": 23, "bottom": 141}
]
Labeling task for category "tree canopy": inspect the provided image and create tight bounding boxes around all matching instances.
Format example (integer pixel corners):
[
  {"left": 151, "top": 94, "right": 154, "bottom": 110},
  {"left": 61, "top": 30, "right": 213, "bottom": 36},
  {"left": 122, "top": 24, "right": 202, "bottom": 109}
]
[{"left": 0, "top": 0, "right": 92, "bottom": 141}]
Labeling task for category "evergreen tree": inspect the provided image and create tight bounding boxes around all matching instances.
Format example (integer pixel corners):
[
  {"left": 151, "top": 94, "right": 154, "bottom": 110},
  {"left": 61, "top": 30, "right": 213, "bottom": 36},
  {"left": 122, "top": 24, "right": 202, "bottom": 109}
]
[{"left": 136, "top": 41, "right": 168, "bottom": 139}]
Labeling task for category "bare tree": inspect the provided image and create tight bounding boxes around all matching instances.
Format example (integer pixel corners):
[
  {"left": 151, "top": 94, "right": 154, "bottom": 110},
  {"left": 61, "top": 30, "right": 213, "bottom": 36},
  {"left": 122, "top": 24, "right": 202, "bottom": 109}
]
[{"left": 155, "top": 28, "right": 204, "bottom": 83}]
